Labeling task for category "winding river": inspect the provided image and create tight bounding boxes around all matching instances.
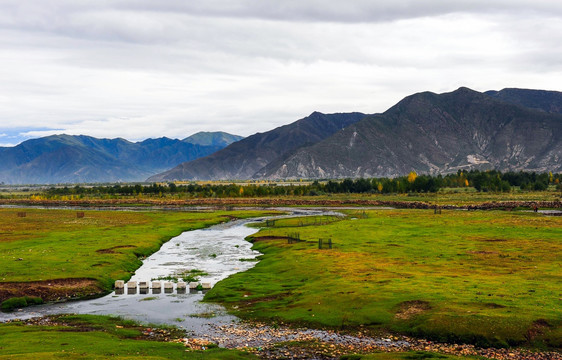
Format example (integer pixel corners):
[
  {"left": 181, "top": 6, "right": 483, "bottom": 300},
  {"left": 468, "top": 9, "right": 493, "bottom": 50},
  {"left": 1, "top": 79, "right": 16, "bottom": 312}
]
[
  {"left": 0, "top": 209, "right": 332, "bottom": 338},
  {"left": 2, "top": 207, "right": 559, "bottom": 359},
  {"left": 0, "top": 208, "right": 415, "bottom": 353}
]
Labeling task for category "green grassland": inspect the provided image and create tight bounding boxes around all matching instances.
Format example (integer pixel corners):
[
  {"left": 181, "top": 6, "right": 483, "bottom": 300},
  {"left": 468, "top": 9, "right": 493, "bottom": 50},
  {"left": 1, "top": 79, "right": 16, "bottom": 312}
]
[
  {"left": 0, "top": 208, "right": 275, "bottom": 293},
  {"left": 206, "top": 209, "right": 562, "bottom": 349},
  {"left": 0, "top": 314, "right": 257, "bottom": 359}
]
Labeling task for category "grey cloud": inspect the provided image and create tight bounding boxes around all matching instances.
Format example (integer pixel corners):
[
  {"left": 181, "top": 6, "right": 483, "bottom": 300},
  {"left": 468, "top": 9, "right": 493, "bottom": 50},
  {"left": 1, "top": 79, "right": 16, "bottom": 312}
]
[
  {"left": 105, "top": 1, "right": 562, "bottom": 23},
  {"left": 3, "top": 1, "right": 562, "bottom": 37},
  {"left": 0, "top": 1, "right": 561, "bottom": 142}
]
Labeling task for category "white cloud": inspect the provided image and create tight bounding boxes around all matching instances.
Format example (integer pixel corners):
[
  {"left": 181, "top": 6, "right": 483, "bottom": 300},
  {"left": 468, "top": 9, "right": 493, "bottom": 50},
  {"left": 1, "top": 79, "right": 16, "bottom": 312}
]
[{"left": 0, "top": 1, "right": 561, "bottom": 143}]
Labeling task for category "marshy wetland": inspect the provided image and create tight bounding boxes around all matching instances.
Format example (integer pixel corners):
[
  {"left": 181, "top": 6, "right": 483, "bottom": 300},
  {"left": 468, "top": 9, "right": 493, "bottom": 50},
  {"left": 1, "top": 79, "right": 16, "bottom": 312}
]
[{"left": 0, "top": 203, "right": 560, "bottom": 359}]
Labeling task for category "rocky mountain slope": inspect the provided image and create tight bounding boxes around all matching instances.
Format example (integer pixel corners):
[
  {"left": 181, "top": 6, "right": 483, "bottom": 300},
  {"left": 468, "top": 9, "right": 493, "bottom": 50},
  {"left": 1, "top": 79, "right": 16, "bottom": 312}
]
[
  {"left": 148, "top": 112, "right": 366, "bottom": 181},
  {"left": 485, "top": 88, "right": 562, "bottom": 114},
  {"left": 261, "top": 87, "right": 562, "bottom": 179}
]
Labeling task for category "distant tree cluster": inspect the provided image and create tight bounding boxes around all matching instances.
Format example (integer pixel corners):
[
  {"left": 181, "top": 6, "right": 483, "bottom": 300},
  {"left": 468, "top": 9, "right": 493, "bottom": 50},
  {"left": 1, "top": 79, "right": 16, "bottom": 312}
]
[
  {"left": 308, "top": 170, "right": 559, "bottom": 194},
  {"left": 42, "top": 170, "right": 561, "bottom": 199}
]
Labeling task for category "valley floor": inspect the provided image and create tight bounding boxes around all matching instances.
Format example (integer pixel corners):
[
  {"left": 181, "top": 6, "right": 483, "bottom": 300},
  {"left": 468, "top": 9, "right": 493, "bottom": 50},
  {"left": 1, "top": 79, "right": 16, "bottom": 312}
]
[{"left": 0, "top": 200, "right": 560, "bottom": 359}]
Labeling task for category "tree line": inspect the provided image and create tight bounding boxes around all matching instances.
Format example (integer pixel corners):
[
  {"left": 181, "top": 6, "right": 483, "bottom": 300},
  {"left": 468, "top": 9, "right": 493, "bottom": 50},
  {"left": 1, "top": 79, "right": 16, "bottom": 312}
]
[{"left": 41, "top": 170, "right": 561, "bottom": 198}]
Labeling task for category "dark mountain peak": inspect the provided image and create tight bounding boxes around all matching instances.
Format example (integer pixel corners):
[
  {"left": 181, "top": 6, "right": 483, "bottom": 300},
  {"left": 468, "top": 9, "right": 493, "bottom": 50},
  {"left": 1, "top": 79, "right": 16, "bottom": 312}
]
[
  {"left": 486, "top": 87, "right": 561, "bottom": 96},
  {"left": 139, "top": 137, "right": 178, "bottom": 146},
  {"left": 434, "top": 87, "right": 487, "bottom": 102},
  {"left": 404, "top": 87, "right": 480, "bottom": 101},
  {"left": 452, "top": 86, "right": 479, "bottom": 94},
  {"left": 183, "top": 131, "right": 244, "bottom": 147},
  {"left": 261, "top": 87, "right": 562, "bottom": 179},
  {"left": 148, "top": 112, "right": 366, "bottom": 181},
  {"left": 385, "top": 90, "right": 439, "bottom": 112},
  {"left": 485, "top": 88, "right": 562, "bottom": 114},
  {"left": 386, "top": 86, "right": 492, "bottom": 118}
]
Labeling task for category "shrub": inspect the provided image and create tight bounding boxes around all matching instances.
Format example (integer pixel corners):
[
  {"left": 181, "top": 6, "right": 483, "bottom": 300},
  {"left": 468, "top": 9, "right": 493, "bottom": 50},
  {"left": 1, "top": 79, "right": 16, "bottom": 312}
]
[
  {"left": 25, "top": 296, "right": 44, "bottom": 305},
  {"left": 1, "top": 296, "right": 43, "bottom": 312}
]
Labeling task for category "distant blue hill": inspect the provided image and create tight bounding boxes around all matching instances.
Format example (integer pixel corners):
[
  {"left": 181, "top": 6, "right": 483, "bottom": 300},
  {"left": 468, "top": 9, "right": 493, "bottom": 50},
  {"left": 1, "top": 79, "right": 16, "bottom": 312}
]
[
  {"left": 0, "top": 132, "right": 243, "bottom": 184},
  {"left": 183, "top": 131, "right": 244, "bottom": 147}
]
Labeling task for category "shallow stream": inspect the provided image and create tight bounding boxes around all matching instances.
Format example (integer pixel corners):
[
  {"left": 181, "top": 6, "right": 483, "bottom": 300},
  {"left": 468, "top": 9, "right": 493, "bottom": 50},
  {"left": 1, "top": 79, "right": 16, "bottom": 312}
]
[
  {"left": 0, "top": 209, "right": 332, "bottom": 339},
  {"left": 0, "top": 208, "right": 415, "bottom": 352}
]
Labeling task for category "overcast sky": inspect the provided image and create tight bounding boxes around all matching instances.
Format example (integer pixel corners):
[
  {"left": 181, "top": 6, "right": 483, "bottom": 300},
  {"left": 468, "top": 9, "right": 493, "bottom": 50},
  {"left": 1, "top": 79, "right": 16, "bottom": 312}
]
[{"left": 1, "top": 1, "right": 561, "bottom": 146}]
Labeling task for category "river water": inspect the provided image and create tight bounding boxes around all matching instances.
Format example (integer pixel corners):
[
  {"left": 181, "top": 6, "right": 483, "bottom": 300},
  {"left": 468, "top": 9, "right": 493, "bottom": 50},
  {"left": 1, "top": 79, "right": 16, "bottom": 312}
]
[
  {"left": 0, "top": 209, "right": 332, "bottom": 338},
  {"left": 2, "top": 207, "right": 559, "bottom": 359},
  {"left": 0, "top": 208, "right": 414, "bottom": 352}
]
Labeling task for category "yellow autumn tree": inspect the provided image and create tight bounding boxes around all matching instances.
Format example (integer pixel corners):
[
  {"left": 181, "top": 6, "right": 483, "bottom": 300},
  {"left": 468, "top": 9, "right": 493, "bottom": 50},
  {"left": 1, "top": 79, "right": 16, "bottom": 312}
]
[{"left": 407, "top": 171, "right": 418, "bottom": 183}]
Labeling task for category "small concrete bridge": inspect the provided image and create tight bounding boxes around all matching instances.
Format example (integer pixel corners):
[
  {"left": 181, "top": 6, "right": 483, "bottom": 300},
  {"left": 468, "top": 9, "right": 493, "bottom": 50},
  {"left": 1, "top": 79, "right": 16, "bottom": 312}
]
[{"left": 114, "top": 280, "right": 212, "bottom": 295}]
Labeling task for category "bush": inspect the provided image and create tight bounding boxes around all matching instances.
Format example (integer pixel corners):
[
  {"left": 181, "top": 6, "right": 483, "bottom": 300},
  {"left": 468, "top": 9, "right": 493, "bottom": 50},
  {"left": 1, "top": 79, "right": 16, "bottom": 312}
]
[
  {"left": 25, "top": 296, "right": 44, "bottom": 305},
  {"left": 1, "top": 296, "right": 43, "bottom": 312},
  {"left": 1, "top": 297, "right": 28, "bottom": 312},
  {"left": 533, "top": 181, "right": 548, "bottom": 191}
]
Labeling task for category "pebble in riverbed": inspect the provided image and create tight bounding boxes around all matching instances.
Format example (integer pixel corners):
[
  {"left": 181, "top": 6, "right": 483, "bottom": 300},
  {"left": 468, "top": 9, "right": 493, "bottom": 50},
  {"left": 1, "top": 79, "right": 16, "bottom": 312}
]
[
  {"left": 187, "top": 321, "right": 562, "bottom": 360},
  {"left": 8, "top": 317, "right": 562, "bottom": 360}
]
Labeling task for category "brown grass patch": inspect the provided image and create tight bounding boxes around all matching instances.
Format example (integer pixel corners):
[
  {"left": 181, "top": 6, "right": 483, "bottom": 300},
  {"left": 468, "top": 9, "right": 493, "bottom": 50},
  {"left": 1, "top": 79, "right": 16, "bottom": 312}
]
[
  {"left": 250, "top": 236, "right": 290, "bottom": 243},
  {"left": 96, "top": 245, "right": 136, "bottom": 254},
  {"left": 240, "top": 293, "right": 287, "bottom": 307},
  {"left": 483, "top": 302, "right": 506, "bottom": 309},
  {"left": 0, "top": 278, "right": 103, "bottom": 302},
  {"left": 525, "top": 319, "right": 552, "bottom": 341},
  {"left": 467, "top": 250, "right": 498, "bottom": 255},
  {"left": 395, "top": 300, "right": 432, "bottom": 320}
]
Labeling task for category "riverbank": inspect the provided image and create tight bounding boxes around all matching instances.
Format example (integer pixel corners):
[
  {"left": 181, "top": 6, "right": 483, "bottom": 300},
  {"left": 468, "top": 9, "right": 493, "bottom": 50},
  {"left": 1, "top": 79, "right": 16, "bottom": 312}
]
[
  {"left": 3, "top": 315, "right": 560, "bottom": 360},
  {"left": 0, "top": 314, "right": 257, "bottom": 359},
  {"left": 205, "top": 321, "right": 561, "bottom": 360},
  {"left": 1, "top": 208, "right": 560, "bottom": 359},
  {"left": 206, "top": 209, "right": 562, "bottom": 351},
  {"left": 0, "top": 208, "right": 277, "bottom": 305}
]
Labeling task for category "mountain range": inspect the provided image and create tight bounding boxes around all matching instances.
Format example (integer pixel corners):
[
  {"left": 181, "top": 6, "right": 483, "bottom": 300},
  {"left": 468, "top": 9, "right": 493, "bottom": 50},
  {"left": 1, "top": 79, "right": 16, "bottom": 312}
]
[
  {"left": 151, "top": 87, "right": 562, "bottom": 181},
  {"left": 1, "top": 87, "right": 560, "bottom": 184},
  {"left": 147, "top": 112, "right": 366, "bottom": 181},
  {"left": 258, "top": 88, "right": 562, "bottom": 179},
  {"left": 0, "top": 132, "right": 242, "bottom": 184}
]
